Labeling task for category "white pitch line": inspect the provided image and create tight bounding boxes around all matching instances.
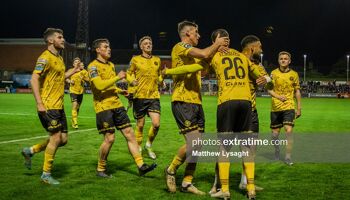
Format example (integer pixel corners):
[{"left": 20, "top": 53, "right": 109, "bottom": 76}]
[
  {"left": 0, "top": 120, "right": 160, "bottom": 145},
  {"left": 0, "top": 112, "right": 33, "bottom": 116},
  {"left": 0, "top": 128, "right": 96, "bottom": 145},
  {"left": 0, "top": 112, "right": 95, "bottom": 119}
]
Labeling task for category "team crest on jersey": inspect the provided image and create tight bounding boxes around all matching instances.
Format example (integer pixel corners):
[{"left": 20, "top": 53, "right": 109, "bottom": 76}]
[
  {"left": 89, "top": 66, "right": 98, "bottom": 78},
  {"left": 103, "top": 122, "right": 109, "bottom": 128},
  {"left": 51, "top": 120, "right": 58, "bottom": 126},
  {"left": 289, "top": 76, "right": 294, "bottom": 81},
  {"left": 184, "top": 120, "right": 191, "bottom": 127},
  {"left": 154, "top": 61, "right": 158, "bottom": 66}
]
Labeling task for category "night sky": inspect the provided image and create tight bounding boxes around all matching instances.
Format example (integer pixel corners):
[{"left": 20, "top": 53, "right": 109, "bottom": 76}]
[{"left": 1, "top": 0, "right": 350, "bottom": 73}]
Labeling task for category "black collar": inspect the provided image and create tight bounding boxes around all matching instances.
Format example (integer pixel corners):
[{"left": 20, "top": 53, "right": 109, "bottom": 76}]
[
  {"left": 141, "top": 54, "right": 152, "bottom": 59},
  {"left": 278, "top": 67, "right": 290, "bottom": 73},
  {"left": 47, "top": 49, "right": 59, "bottom": 57},
  {"left": 96, "top": 58, "right": 108, "bottom": 64}
]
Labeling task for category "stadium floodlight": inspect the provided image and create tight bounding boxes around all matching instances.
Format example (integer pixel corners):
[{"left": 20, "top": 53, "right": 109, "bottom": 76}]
[
  {"left": 303, "top": 54, "right": 307, "bottom": 82},
  {"left": 260, "top": 53, "right": 264, "bottom": 65},
  {"left": 347, "top": 55, "right": 349, "bottom": 82}
]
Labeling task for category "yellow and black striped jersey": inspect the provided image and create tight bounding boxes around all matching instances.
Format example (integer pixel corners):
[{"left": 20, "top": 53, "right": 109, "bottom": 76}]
[
  {"left": 127, "top": 83, "right": 137, "bottom": 94},
  {"left": 210, "top": 48, "right": 262, "bottom": 105},
  {"left": 69, "top": 69, "right": 89, "bottom": 94},
  {"left": 270, "top": 68, "right": 300, "bottom": 112},
  {"left": 33, "top": 50, "right": 66, "bottom": 110},
  {"left": 171, "top": 42, "right": 202, "bottom": 105},
  {"left": 127, "top": 55, "right": 161, "bottom": 99},
  {"left": 87, "top": 59, "right": 123, "bottom": 113},
  {"left": 249, "top": 63, "right": 268, "bottom": 111}
]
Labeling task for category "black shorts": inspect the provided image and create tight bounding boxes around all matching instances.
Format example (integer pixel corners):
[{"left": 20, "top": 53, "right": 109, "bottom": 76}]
[
  {"left": 70, "top": 93, "right": 83, "bottom": 104},
  {"left": 96, "top": 107, "right": 132, "bottom": 134},
  {"left": 270, "top": 109, "right": 295, "bottom": 129},
  {"left": 171, "top": 101, "right": 205, "bottom": 134},
  {"left": 127, "top": 93, "right": 134, "bottom": 102},
  {"left": 249, "top": 109, "right": 259, "bottom": 133},
  {"left": 38, "top": 109, "right": 68, "bottom": 134},
  {"left": 217, "top": 100, "right": 252, "bottom": 133},
  {"left": 133, "top": 98, "right": 161, "bottom": 119}
]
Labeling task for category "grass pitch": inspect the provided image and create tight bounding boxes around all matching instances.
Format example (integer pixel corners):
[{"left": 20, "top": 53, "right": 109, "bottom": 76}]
[{"left": 0, "top": 94, "right": 349, "bottom": 200}]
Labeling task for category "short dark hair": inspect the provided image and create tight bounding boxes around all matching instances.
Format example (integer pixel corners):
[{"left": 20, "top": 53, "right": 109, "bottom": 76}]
[
  {"left": 43, "top": 28, "right": 63, "bottom": 43},
  {"left": 177, "top": 20, "right": 198, "bottom": 36},
  {"left": 211, "top": 29, "right": 229, "bottom": 42},
  {"left": 92, "top": 38, "right": 109, "bottom": 50},
  {"left": 139, "top": 36, "right": 152, "bottom": 47},
  {"left": 240, "top": 35, "right": 260, "bottom": 49}
]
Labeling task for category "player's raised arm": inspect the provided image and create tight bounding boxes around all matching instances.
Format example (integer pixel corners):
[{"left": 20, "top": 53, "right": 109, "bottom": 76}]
[
  {"left": 90, "top": 69, "right": 126, "bottom": 91},
  {"left": 65, "top": 63, "right": 81, "bottom": 79},
  {"left": 187, "top": 34, "right": 229, "bottom": 59},
  {"left": 164, "top": 63, "right": 204, "bottom": 75}
]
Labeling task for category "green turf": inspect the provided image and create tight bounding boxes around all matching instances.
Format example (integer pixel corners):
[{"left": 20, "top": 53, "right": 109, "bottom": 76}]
[{"left": 0, "top": 94, "right": 349, "bottom": 200}]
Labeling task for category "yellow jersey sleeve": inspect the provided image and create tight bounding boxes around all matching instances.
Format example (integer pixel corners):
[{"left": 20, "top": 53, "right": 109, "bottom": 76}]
[
  {"left": 127, "top": 56, "right": 137, "bottom": 74},
  {"left": 33, "top": 50, "right": 66, "bottom": 109},
  {"left": 166, "top": 63, "right": 204, "bottom": 75},
  {"left": 33, "top": 54, "right": 50, "bottom": 75},
  {"left": 82, "top": 69, "right": 90, "bottom": 81},
  {"left": 249, "top": 63, "right": 268, "bottom": 111},
  {"left": 178, "top": 42, "right": 193, "bottom": 57},
  {"left": 87, "top": 60, "right": 124, "bottom": 113},
  {"left": 69, "top": 69, "right": 90, "bottom": 94},
  {"left": 293, "top": 71, "right": 301, "bottom": 90}
]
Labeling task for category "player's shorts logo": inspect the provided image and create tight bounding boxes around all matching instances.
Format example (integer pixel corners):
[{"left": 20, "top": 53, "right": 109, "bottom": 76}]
[
  {"left": 51, "top": 120, "right": 58, "bottom": 126},
  {"left": 103, "top": 122, "right": 109, "bottom": 128},
  {"left": 184, "top": 120, "right": 191, "bottom": 127}
]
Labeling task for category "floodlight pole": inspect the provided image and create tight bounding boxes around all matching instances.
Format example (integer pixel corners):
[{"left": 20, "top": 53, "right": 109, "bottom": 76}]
[
  {"left": 303, "top": 54, "right": 307, "bottom": 82},
  {"left": 347, "top": 55, "right": 349, "bottom": 83}
]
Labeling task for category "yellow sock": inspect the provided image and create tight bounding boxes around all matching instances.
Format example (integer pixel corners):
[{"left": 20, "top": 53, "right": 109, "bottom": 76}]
[
  {"left": 133, "top": 153, "right": 144, "bottom": 168},
  {"left": 147, "top": 126, "right": 155, "bottom": 145},
  {"left": 244, "top": 162, "right": 255, "bottom": 191},
  {"left": 32, "top": 139, "right": 49, "bottom": 153},
  {"left": 182, "top": 163, "right": 196, "bottom": 184},
  {"left": 97, "top": 159, "right": 107, "bottom": 172},
  {"left": 218, "top": 162, "right": 230, "bottom": 192},
  {"left": 72, "top": 109, "right": 78, "bottom": 124},
  {"left": 135, "top": 129, "right": 143, "bottom": 146},
  {"left": 43, "top": 146, "right": 56, "bottom": 173},
  {"left": 168, "top": 155, "right": 184, "bottom": 174}
]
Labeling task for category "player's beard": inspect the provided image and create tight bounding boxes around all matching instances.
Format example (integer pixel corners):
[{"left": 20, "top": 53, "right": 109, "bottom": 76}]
[{"left": 54, "top": 42, "right": 65, "bottom": 50}]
